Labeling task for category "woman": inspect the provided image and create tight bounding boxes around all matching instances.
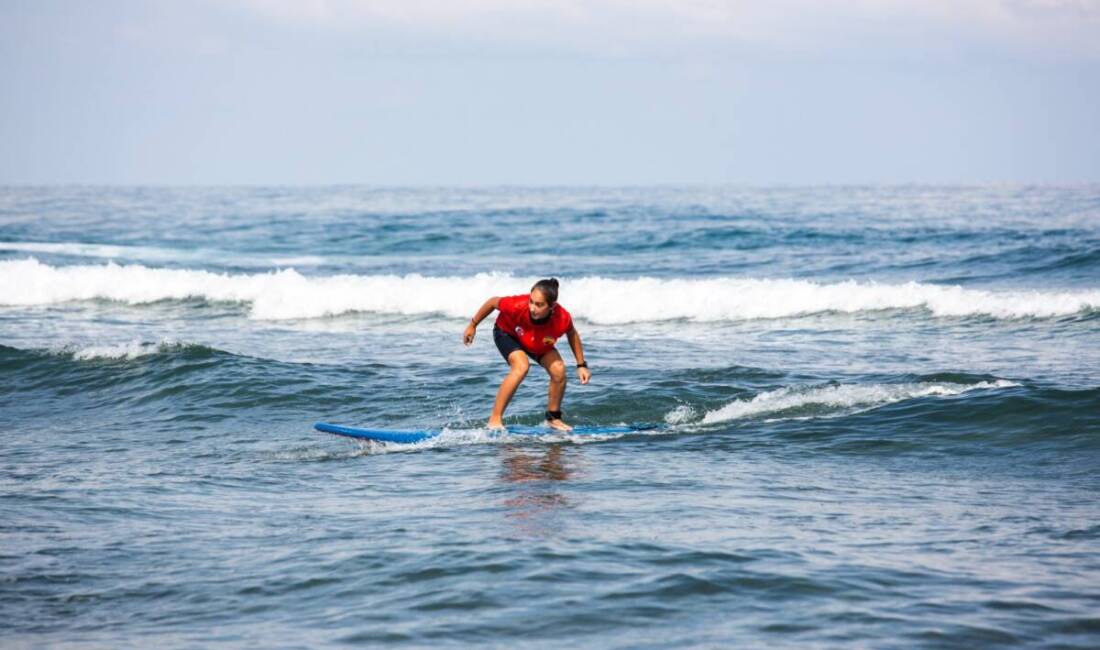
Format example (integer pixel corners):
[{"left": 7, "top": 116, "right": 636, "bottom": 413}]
[{"left": 463, "top": 278, "right": 591, "bottom": 431}]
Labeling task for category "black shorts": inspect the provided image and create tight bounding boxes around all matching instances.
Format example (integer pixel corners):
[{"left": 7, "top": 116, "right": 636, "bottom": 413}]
[{"left": 493, "top": 326, "right": 542, "bottom": 363}]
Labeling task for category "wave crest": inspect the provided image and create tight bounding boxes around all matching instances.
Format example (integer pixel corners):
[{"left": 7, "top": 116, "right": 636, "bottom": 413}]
[
  {"left": 59, "top": 339, "right": 188, "bottom": 361},
  {"left": 1, "top": 258, "right": 1098, "bottom": 322},
  {"left": 699, "top": 380, "right": 1019, "bottom": 424}
]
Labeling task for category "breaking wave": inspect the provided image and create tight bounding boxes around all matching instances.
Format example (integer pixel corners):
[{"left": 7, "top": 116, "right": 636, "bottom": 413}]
[
  {"left": 1, "top": 258, "right": 1098, "bottom": 322},
  {"left": 700, "top": 380, "right": 1019, "bottom": 424}
]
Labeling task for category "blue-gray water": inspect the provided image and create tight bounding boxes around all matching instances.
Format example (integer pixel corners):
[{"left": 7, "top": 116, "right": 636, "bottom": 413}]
[{"left": 1, "top": 185, "right": 1099, "bottom": 648}]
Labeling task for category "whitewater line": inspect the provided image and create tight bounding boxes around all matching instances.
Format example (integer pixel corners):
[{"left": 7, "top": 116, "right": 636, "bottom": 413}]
[{"left": 0, "top": 258, "right": 1097, "bottom": 322}]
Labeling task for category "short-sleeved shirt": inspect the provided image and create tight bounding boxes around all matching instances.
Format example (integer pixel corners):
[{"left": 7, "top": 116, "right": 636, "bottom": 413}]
[{"left": 494, "top": 294, "right": 573, "bottom": 357}]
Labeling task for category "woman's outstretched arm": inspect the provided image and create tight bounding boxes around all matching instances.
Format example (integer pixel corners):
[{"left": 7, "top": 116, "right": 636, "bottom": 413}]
[
  {"left": 464, "top": 296, "right": 500, "bottom": 346},
  {"left": 566, "top": 325, "right": 591, "bottom": 384}
]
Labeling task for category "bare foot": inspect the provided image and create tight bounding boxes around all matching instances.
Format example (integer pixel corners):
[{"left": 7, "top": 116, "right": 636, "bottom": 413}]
[
  {"left": 546, "top": 418, "right": 573, "bottom": 432},
  {"left": 487, "top": 417, "right": 506, "bottom": 431}
]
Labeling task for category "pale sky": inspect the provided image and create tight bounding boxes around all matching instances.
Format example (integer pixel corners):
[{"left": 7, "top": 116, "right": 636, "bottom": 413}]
[{"left": 1, "top": 0, "right": 1098, "bottom": 184}]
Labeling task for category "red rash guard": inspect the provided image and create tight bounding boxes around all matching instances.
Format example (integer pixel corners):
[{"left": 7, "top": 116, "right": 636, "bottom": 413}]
[{"left": 494, "top": 294, "right": 573, "bottom": 357}]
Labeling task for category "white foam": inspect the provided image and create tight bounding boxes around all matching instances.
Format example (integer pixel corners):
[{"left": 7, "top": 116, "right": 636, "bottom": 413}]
[
  {"left": 344, "top": 426, "right": 630, "bottom": 454},
  {"left": 63, "top": 339, "right": 181, "bottom": 361},
  {"left": 664, "top": 404, "right": 697, "bottom": 425},
  {"left": 699, "top": 379, "right": 1019, "bottom": 425},
  {"left": 0, "top": 241, "right": 330, "bottom": 268},
  {"left": 1, "top": 258, "right": 1097, "bottom": 322}
]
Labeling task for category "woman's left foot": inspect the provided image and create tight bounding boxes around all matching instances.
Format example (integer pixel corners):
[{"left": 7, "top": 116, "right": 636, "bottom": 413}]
[{"left": 546, "top": 418, "right": 573, "bottom": 432}]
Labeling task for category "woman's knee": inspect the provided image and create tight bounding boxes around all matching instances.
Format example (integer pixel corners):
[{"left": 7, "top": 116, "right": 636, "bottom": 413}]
[{"left": 509, "top": 354, "right": 530, "bottom": 376}]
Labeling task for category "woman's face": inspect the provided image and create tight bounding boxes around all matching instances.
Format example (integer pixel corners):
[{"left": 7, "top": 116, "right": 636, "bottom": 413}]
[{"left": 528, "top": 289, "right": 552, "bottom": 320}]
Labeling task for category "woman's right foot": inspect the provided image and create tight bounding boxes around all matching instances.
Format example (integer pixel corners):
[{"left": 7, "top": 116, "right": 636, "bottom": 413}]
[
  {"left": 546, "top": 418, "right": 573, "bottom": 432},
  {"left": 487, "top": 417, "right": 505, "bottom": 430}
]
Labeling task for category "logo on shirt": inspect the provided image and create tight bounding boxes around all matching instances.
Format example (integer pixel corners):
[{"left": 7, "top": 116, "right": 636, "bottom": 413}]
[
  {"left": 543, "top": 336, "right": 556, "bottom": 346},
  {"left": 514, "top": 326, "right": 524, "bottom": 336}
]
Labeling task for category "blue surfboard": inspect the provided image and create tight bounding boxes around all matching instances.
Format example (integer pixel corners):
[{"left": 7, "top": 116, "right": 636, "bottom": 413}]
[{"left": 314, "top": 421, "right": 657, "bottom": 444}]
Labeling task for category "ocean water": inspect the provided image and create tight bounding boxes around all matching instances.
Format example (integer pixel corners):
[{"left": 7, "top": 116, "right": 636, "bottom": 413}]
[{"left": 1, "top": 185, "right": 1099, "bottom": 648}]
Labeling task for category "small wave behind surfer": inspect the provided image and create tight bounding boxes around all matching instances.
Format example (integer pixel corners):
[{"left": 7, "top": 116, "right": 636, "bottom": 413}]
[{"left": 464, "top": 278, "right": 591, "bottom": 431}]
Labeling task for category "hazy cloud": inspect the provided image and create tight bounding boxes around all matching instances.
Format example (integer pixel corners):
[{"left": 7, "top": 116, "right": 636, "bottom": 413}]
[
  {"left": 2, "top": 1, "right": 1097, "bottom": 183},
  {"left": 233, "top": 0, "right": 1100, "bottom": 59}
]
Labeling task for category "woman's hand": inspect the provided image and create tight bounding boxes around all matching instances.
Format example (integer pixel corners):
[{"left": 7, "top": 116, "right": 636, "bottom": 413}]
[
  {"left": 577, "top": 366, "right": 591, "bottom": 385},
  {"left": 463, "top": 322, "right": 477, "bottom": 346}
]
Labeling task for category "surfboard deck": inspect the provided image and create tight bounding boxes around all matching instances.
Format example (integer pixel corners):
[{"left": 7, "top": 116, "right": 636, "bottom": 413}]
[{"left": 314, "top": 421, "right": 656, "bottom": 444}]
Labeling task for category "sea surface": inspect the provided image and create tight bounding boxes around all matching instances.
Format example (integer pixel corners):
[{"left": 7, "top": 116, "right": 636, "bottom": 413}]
[{"left": 1, "top": 185, "right": 1099, "bottom": 649}]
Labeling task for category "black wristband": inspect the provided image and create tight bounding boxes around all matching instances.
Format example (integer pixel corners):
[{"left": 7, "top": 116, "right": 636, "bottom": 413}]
[{"left": 577, "top": 361, "right": 588, "bottom": 369}]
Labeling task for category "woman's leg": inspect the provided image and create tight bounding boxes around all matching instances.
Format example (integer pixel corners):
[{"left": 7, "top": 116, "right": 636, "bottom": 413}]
[
  {"left": 539, "top": 349, "right": 571, "bottom": 431},
  {"left": 488, "top": 350, "right": 530, "bottom": 428}
]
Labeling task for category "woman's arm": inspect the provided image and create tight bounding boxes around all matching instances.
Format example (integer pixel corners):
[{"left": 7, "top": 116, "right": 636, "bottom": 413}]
[
  {"left": 566, "top": 325, "right": 591, "bottom": 385},
  {"left": 463, "top": 296, "right": 500, "bottom": 346}
]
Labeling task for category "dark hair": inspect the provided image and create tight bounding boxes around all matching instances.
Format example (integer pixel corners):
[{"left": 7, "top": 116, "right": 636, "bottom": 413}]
[{"left": 531, "top": 278, "right": 559, "bottom": 304}]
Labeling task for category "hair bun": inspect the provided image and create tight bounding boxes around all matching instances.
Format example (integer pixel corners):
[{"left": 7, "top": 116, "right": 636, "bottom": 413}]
[{"left": 531, "top": 278, "right": 560, "bottom": 303}]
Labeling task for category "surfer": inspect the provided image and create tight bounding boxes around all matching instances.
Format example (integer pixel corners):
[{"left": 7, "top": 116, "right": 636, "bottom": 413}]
[{"left": 464, "top": 278, "right": 591, "bottom": 431}]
